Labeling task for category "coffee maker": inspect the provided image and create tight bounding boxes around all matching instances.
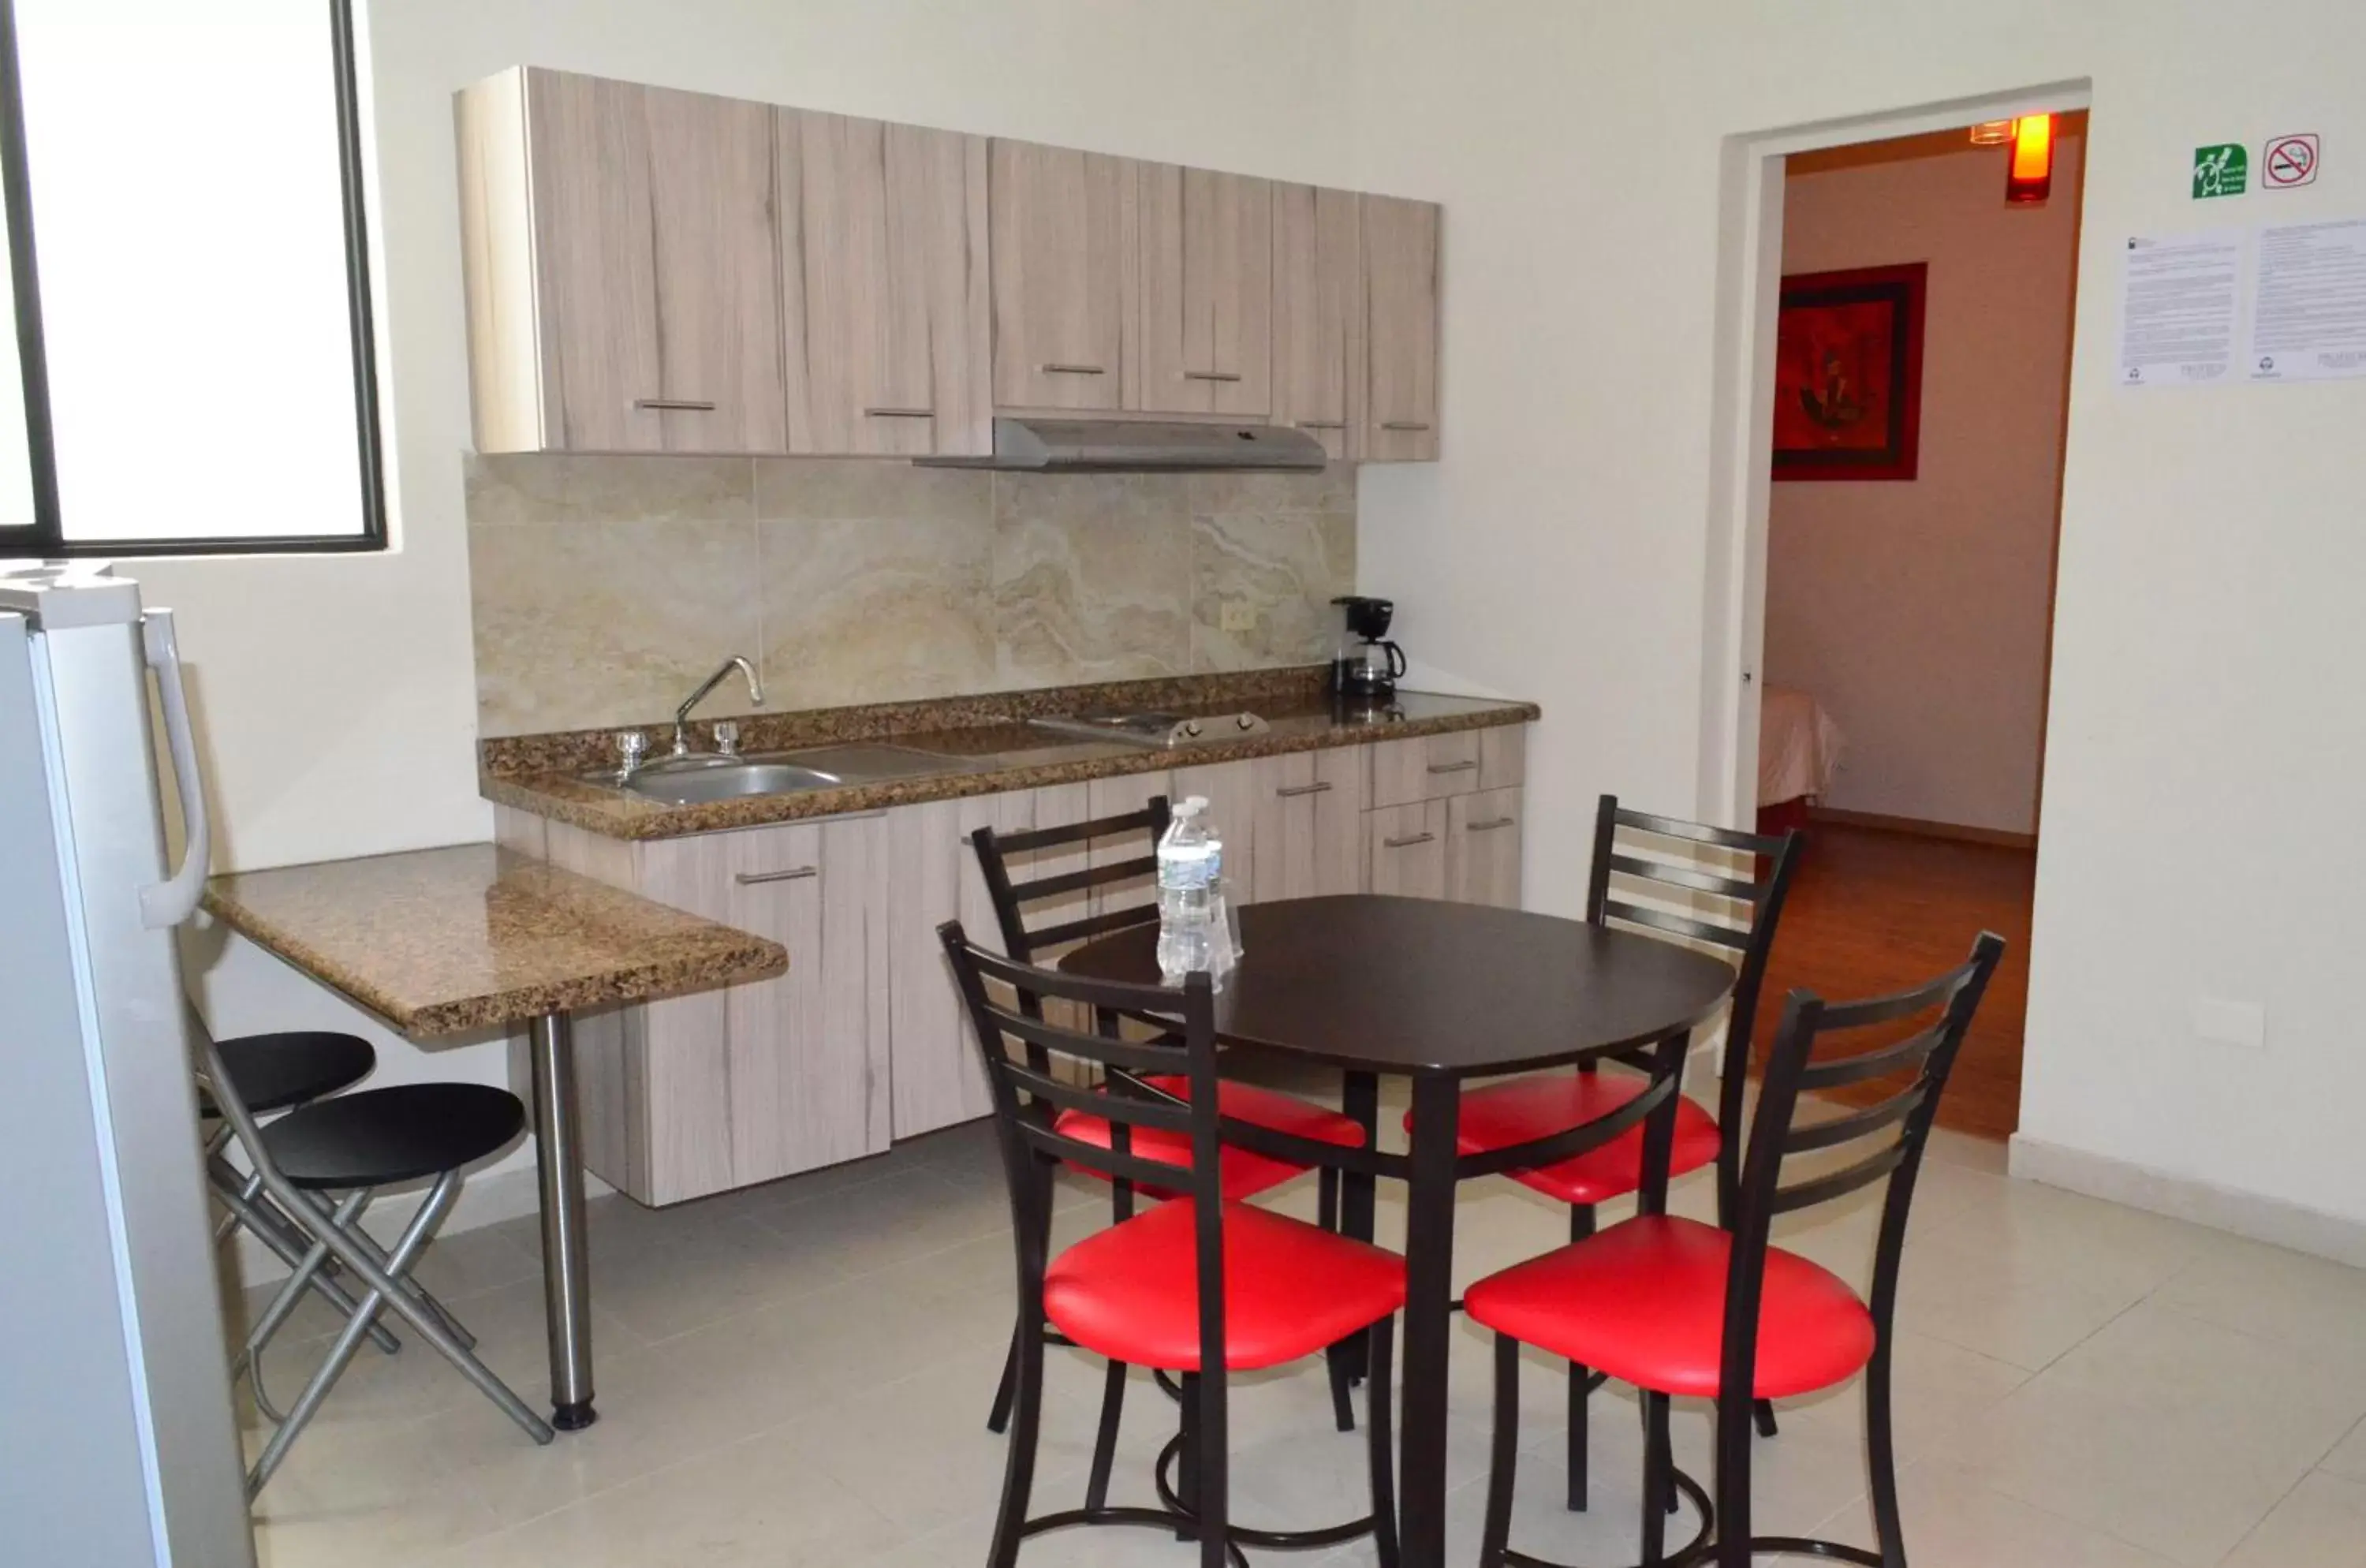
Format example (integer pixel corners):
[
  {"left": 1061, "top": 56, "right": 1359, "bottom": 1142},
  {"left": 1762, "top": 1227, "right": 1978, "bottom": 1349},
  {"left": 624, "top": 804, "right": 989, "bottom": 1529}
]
[{"left": 1330, "top": 595, "right": 1407, "bottom": 703}]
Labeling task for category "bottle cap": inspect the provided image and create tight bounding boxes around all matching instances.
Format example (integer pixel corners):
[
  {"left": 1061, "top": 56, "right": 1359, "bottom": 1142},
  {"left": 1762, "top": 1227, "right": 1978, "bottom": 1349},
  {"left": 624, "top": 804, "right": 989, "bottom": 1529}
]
[{"left": 1179, "top": 796, "right": 1209, "bottom": 814}]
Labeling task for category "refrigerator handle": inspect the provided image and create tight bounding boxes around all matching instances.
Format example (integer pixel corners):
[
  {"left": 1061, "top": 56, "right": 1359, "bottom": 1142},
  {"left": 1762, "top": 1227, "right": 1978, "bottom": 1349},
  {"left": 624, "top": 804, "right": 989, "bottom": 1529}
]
[{"left": 137, "top": 609, "right": 212, "bottom": 929}]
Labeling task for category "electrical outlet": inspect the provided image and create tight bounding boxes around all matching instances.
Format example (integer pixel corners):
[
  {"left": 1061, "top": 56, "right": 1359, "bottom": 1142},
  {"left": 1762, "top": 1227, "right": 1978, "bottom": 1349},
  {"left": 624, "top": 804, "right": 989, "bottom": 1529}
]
[
  {"left": 2191, "top": 996, "right": 2266, "bottom": 1051},
  {"left": 1219, "top": 600, "right": 1257, "bottom": 634}
]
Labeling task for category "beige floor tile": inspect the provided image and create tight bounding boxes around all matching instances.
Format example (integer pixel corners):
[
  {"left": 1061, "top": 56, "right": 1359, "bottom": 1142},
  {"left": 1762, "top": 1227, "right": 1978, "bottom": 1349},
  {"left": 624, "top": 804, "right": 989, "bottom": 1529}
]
[
  {"left": 2155, "top": 1230, "right": 2366, "bottom": 1356},
  {"left": 2321, "top": 1414, "right": 2366, "bottom": 1482},
  {"left": 577, "top": 1211, "right": 850, "bottom": 1343},
  {"left": 1947, "top": 1301, "right": 2366, "bottom": 1566},
  {"left": 1774, "top": 1328, "right": 2032, "bottom": 1462},
  {"left": 2220, "top": 1470, "right": 2366, "bottom": 1568},
  {"left": 1808, "top": 1460, "right": 2191, "bottom": 1567},
  {"left": 247, "top": 1406, "right": 509, "bottom": 1568},
  {"left": 422, "top": 1419, "right": 910, "bottom": 1568}
]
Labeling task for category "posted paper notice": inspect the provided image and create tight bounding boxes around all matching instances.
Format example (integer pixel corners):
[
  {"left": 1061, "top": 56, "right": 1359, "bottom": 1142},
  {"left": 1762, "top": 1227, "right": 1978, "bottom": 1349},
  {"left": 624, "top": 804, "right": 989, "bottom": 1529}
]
[
  {"left": 2246, "top": 218, "right": 2366, "bottom": 382},
  {"left": 2118, "top": 231, "right": 2244, "bottom": 387}
]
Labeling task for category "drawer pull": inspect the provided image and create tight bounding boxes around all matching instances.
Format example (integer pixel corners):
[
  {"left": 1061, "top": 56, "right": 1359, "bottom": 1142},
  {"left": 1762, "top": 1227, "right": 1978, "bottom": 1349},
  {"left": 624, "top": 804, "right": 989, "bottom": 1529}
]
[
  {"left": 1382, "top": 832, "right": 1436, "bottom": 849},
  {"left": 1295, "top": 420, "right": 1347, "bottom": 430},
  {"left": 737, "top": 866, "right": 819, "bottom": 885},
  {"left": 1381, "top": 420, "right": 1431, "bottom": 432},
  {"left": 634, "top": 398, "right": 717, "bottom": 412},
  {"left": 1466, "top": 817, "right": 1517, "bottom": 832},
  {"left": 1040, "top": 363, "right": 1107, "bottom": 375},
  {"left": 1426, "top": 759, "right": 1480, "bottom": 775},
  {"left": 1275, "top": 782, "right": 1334, "bottom": 797},
  {"left": 863, "top": 405, "right": 934, "bottom": 419},
  {"left": 1183, "top": 370, "right": 1244, "bottom": 383}
]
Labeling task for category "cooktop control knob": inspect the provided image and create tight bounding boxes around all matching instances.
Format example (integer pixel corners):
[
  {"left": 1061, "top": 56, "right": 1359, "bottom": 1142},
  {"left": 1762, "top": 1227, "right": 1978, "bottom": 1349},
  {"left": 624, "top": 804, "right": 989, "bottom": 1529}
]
[{"left": 1181, "top": 721, "right": 1203, "bottom": 738}]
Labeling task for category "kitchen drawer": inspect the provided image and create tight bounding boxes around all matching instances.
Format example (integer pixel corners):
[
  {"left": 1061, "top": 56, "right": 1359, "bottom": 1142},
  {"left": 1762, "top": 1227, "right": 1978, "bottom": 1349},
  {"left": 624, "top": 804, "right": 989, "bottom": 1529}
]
[
  {"left": 1479, "top": 725, "right": 1525, "bottom": 791},
  {"left": 1366, "top": 800, "right": 1449, "bottom": 899},
  {"left": 1368, "top": 730, "right": 1483, "bottom": 808}
]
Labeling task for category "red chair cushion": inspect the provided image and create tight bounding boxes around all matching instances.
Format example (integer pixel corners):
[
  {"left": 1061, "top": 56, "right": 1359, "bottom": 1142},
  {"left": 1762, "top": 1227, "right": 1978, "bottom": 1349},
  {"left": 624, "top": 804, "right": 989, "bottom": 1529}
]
[
  {"left": 1045, "top": 1199, "right": 1405, "bottom": 1372},
  {"left": 1055, "top": 1076, "right": 1364, "bottom": 1201},
  {"left": 1464, "top": 1215, "right": 1875, "bottom": 1399},
  {"left": 1443, "top": 1071, "right": 1720, "bottom": 1206}
]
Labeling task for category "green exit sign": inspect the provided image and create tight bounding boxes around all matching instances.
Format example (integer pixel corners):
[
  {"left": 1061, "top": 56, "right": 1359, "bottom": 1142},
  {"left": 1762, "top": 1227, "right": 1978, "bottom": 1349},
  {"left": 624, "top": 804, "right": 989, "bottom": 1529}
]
[{"left": 2193, "top": 143, "right": 2248, "bottom": 198}]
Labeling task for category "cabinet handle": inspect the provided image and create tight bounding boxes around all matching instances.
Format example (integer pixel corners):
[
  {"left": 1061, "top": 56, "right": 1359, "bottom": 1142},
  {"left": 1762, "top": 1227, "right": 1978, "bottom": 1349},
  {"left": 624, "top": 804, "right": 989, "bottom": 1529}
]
[
  {"left": 1381, "top": 420, "right": 1431, "bottom": 432},
  {"left": 1275, "top": 782, "right": 1334, "bottom": 797},
  {"left": 1040, "top": 363, "right": 1106, "bottom": 375},
  {"left": 1426, "top": 759, "right": 1480, "bottom": 775},
  {"left": 1466, "top": 817, "right": 1517, "bottom": 832},
  {"left": 1382, "top": 832, "right": 1436, "bottom": 849},
  {"left": 635, "top": 398, "right": 718, "bottom": 412},
  {"left": 863, "top": 405, "right": 934, "bottom": 419},
  {"left": 1184, "top": 371, "right": 1244, "bottom": 383},
  {"left": 1295, "top": 420, "right": 1347, "bottom": 430},
  {"left": 737, "top": 865, "right": 819, "bottom": 885}
]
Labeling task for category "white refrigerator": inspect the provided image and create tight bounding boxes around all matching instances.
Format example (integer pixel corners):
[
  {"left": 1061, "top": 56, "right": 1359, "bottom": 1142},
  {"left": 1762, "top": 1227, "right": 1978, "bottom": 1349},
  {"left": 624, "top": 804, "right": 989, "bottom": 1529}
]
[{"left": 0, "top": 563, "right": 254, "bottom": 1566}]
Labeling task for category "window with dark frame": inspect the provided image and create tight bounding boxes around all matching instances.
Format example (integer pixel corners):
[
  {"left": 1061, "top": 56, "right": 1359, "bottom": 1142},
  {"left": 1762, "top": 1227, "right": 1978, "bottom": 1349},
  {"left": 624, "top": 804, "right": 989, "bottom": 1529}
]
[{"left": 0, "top": 0, "right": 386, "bottom": 559}]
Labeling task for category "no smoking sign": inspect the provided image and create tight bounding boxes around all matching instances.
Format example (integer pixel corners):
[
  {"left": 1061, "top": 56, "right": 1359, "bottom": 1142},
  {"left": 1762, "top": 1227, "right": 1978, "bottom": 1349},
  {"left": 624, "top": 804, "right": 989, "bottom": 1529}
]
[{"left": 2264, "top": 133, "right": 2319, "bottom": 189}]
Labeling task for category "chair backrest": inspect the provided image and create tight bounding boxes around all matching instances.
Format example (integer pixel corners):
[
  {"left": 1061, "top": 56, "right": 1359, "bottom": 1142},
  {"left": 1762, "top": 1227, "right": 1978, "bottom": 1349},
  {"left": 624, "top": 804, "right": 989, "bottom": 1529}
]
[
  {"left": 1715, "top": 931, "right": 2006, "bottom": 1407},
  {"left": 970, "top": 795, "right": 1174, "bottom": 964},
  {"left": 1585, "top": 795, "right": 1802, "bottom": 1194},
  {"left": 938, "top": 918, "right": 1230, "bottom": 1362}
]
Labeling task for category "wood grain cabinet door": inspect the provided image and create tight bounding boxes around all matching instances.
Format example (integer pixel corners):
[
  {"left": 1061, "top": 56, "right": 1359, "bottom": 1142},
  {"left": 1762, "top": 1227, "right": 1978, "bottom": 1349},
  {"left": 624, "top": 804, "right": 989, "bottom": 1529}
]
[
  {"left": 1367, "top": 800, "right": 1450, "bottom": 899},
  {"left": 1361, "top": 193, "right": 1441, "bottom": 461},
  {"left": 719, "top": 815, "right": 891, "bottom": 1184},
  {"left": 1251, "top": 748, "right": 1366, "bottom": 900},
  {"left": 524, "top": 70, "right": 786, "bottom": 454},
  {"left": 1271, "top": 183, "right": 1364, "bottom": 460},
  {"left": 989, "top": 140, "right": 1131, "bottom": 411},
  {"left": 1133, "top": 164, "right": 1272, "bottom": 416},
  {"left": 883, "top": 793, "right": 1031, "bottom": 1140},
  {"left": 780, "top": 111, "right": 991, "bottom": 457},
  {"left": 1447, "top": 788, "right": 1523, "bottom": 907}
]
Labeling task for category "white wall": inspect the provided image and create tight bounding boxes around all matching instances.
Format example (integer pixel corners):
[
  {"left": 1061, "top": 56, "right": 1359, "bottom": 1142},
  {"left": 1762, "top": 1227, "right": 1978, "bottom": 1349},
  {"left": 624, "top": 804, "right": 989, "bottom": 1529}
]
[
  {"left": 1764, "top": 136, "right": 2083, "bottom": 834},
  {"left": 158, "top": 0, "right": 1360, "bottom": 1231},
  {"left": 1349, "top": 2, "right": 2366, "bottom": 1234}
]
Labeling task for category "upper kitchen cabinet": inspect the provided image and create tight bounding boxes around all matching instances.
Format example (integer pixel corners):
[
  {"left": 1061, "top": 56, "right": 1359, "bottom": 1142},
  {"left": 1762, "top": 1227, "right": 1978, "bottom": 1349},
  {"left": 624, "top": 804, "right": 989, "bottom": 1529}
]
[
  {"left": 778, "top": 111, "right": 992, "bottom": 457},
  {"left": 1360, "top": 194, "right": 1441, "bottom": 461},
  {"left": 454, "top": 68, "right": 786, "bottom": 454},
  {"left": 988, "top": 140, "right": 1133, "bottom": 411},
  {"left": 1271, "top": 183, "right": 1364, "bottom": 460},
  {"left": 1132, "top": 164, "right": 1272, "bottom": 417}
]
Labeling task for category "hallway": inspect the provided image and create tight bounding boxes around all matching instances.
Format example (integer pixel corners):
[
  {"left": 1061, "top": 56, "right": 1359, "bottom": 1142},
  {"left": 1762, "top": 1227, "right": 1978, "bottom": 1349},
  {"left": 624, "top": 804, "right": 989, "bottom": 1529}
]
[{"left": 1752, "top": 822, "right": 2036, "bottom": 1141}]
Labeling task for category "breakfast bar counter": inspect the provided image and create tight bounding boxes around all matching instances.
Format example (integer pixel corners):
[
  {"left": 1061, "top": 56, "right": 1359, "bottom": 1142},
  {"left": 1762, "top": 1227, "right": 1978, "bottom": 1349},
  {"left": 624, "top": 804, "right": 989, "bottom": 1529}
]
[{"left": 203, "top": 843, "right": 788, "bottom": 1428}]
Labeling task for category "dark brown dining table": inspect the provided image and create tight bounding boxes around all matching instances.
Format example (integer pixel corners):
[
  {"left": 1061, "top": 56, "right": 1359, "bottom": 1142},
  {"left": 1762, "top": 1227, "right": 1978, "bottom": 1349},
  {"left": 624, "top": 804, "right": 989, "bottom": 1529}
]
[{"left": 1063, "top": 893, "right": 1737, "bottom": 1568}]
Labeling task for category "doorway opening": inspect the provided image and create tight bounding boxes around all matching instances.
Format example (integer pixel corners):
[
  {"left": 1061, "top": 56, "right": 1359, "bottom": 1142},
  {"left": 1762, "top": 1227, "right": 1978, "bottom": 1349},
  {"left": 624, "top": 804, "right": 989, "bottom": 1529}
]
[{"left": 1713, "top": 99, "right": 2090, "bottom": 1140}]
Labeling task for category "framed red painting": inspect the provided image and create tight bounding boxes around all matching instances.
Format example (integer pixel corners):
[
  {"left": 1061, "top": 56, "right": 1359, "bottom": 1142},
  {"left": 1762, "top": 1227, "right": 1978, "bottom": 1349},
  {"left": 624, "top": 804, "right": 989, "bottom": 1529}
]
[{"left": 1771, "top": 261, "right": 1926, "bottom": 482}]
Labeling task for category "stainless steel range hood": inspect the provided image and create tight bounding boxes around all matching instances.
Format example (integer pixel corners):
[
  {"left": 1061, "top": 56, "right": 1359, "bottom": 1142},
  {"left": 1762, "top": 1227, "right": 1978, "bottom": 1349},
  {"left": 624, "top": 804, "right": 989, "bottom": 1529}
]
[{"left": 919, "top": 416, "right": 1327, "bottom": 473}]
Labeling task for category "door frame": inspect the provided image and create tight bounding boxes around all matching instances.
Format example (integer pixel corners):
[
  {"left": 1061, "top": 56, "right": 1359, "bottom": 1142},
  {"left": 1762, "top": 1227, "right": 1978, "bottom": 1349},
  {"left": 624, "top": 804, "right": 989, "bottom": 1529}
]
[{"left": 1694, "top": 78, "right": 2092, "bottom": 829}]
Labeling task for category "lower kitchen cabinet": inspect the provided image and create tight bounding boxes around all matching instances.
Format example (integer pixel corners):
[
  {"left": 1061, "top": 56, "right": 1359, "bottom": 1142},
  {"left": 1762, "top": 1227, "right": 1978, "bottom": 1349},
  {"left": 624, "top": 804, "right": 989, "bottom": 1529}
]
[
  {"left": 1249, "top": 747, "right": 1364, "bottom": 901},
  {"left": 884, "top": 790, "right": 1028, "bottom": 1140},
  {"left": 1366, "top": 799, "right": 1450, "bottom": 898},
  {"left": 499, "top": 723, "right": 1528, "bottom": 1200},
  {"left": 1447, "top": 787, "right": 1523, "bottom": 905}
]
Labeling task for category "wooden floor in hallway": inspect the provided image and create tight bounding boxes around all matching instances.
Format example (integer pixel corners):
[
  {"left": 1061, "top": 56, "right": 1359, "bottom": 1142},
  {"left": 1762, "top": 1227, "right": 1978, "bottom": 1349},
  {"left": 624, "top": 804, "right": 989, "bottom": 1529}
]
[{"left": 1750, "top": 820, "right": 2036, "bottom": 1141}]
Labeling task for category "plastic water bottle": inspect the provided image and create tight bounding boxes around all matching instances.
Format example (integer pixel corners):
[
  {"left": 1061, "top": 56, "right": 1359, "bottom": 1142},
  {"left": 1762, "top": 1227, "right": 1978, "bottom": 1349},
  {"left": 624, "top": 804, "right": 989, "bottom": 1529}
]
[{"left": 1156, "top": 797, "right": 1233, "bottom": 985}]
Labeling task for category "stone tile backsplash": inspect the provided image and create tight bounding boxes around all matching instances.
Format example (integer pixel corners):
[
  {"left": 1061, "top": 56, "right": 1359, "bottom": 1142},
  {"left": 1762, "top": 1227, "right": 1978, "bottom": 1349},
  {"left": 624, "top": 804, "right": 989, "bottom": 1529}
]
[{"left": 465, "top": 454, "right": 1357, "bottom": 737}]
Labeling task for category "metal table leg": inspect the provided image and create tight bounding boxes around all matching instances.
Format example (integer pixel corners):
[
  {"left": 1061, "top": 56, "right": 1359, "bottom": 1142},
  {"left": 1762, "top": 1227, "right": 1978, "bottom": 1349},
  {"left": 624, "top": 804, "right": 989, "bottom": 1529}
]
[
  {"left": 1398, "top": 1073, "right": 1461, "bottom": 1568},
  {"left": 1340, "top": 1070, "right": 1381, "bottom": 1380},
  {"left": 528, "top": 1010, "right": 596, "bottom": 1430}
]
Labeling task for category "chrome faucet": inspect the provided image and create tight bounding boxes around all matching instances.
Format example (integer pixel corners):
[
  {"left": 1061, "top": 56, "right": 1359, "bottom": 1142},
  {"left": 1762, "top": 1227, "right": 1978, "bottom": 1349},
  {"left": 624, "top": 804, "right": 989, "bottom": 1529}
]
[{"left": 673, "top": 656, "right": 763, "bottom": 756}]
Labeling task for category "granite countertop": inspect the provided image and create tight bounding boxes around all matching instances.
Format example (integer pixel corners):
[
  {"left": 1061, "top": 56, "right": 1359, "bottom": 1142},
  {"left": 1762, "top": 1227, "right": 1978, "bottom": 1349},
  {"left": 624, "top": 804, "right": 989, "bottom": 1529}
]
[
  {"left": 202, "top": 844, "right": 789, "bottom": 1037},
  {"left": 479, "top": 668, "right": 1539, "bottom": 842}
]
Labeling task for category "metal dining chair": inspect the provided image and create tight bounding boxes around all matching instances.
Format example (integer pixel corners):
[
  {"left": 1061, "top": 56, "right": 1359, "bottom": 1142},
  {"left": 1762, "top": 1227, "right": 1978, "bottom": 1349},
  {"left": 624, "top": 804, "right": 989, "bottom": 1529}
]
[
  {"left": 942, "top": 920, "right": 1405, "bottom": 1568},
  {"left": 1422, "top": 793, "right": 1802, "bottom": 1510},
  {"left": 1466, "top": 932, "right": 2006, "bottom": 1567},
  {"left": 196, "top": 1034, "right": 554, "bottom": 1495},
  {"left": 968, "top": 797, "right": 1370, "bottom": 1439}
]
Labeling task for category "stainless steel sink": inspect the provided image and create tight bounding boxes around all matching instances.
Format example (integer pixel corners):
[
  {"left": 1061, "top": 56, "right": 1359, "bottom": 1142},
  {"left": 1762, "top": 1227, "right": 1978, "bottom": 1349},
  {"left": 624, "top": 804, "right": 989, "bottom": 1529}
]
[
  {"left": 594, "top": 741, "right": 972, "bottom": 806},
  {"left": 748, "top": 742, "right": 972, "bottom": 782},
  {"left": 615, "top": 759, "right": 842, "bottom": 806}
]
